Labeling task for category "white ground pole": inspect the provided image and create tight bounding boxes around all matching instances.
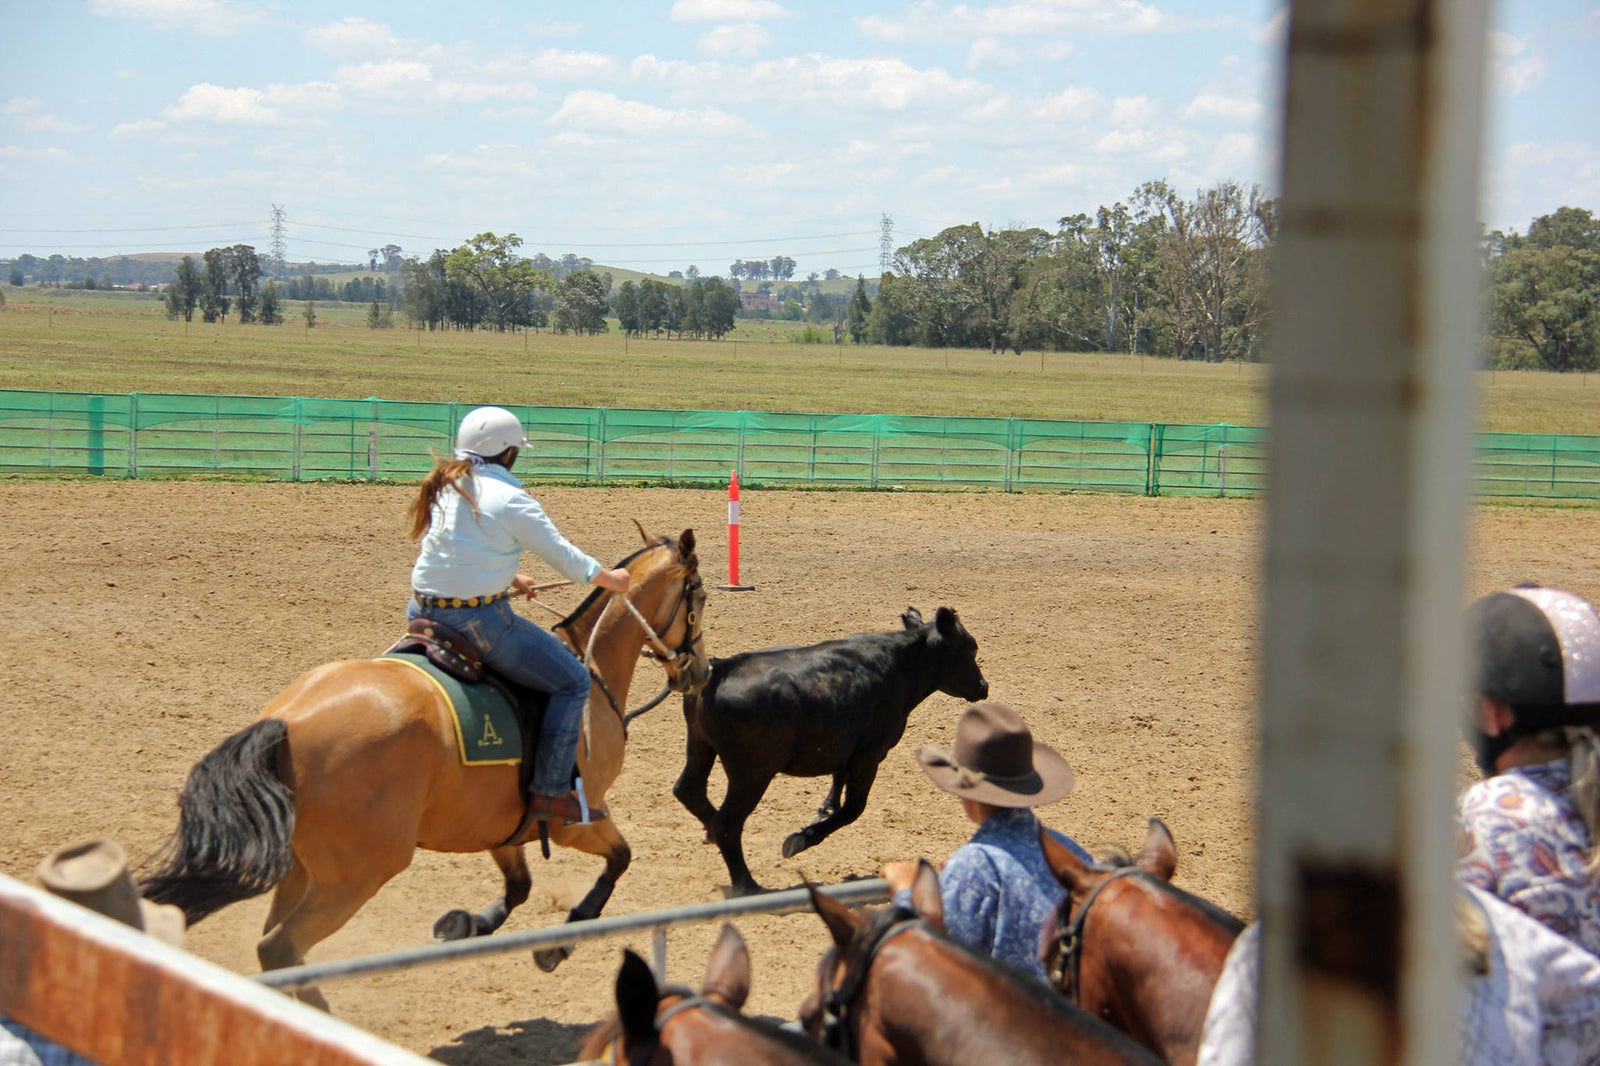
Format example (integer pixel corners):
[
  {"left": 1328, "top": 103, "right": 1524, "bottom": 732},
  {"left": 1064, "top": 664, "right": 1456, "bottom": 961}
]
[{"left": 1258, "top": 0, "right": 1489, "bottom": 1063}]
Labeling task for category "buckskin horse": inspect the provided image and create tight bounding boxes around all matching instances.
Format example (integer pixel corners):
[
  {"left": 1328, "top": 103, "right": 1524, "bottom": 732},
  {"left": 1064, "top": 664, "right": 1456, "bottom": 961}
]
[
  {"left": 581, "top": 924, "right": 848, "bottom": 1065},
  {"left": 141, "top": 527, "right": 709, "bottom": 1007},
  {"left": 1038, "top": 818, "right": 1243, "bottom": 1066},
  {"left": 799, "top": 861, "right": 1163, "bottom": 1066}
]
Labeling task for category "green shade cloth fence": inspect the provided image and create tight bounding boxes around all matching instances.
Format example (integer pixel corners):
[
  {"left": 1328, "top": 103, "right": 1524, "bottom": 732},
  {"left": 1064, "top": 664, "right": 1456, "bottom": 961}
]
[{"left": 0, "top": 390, "right": 1596, "bottom": 501}]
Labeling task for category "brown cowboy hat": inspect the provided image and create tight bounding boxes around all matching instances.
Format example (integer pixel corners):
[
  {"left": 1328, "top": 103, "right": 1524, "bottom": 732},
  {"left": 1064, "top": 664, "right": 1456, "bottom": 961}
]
[
  {"left": 35, "top": 839, "right": 185, "bottom": 948},
  {"left": 917, "top": 702, "right": 1074, "bottom": 808}
]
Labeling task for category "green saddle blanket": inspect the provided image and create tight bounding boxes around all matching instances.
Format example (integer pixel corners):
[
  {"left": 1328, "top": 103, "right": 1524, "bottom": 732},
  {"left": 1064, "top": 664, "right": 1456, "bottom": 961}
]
[{"left": 378, "top": 652, "right": 522, "bottom": 766}]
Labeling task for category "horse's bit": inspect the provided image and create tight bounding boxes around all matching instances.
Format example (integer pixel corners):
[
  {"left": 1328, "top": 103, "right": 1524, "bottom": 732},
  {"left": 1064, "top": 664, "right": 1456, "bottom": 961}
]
[
  {"left": 818, "top": 914, "right": 928, "bottom": 1060},
  {"left": 1049, "top": 866, "right": 1143, "bottom": 1003}
]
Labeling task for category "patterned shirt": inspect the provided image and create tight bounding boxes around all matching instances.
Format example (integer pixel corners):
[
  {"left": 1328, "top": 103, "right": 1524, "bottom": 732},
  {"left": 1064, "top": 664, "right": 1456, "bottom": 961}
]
[
  {"left": 1457, "top": 759, "right": 1600, "bottom": 957},
  {"left": 896, "top": 807, "right": 1092, "bottom": 982},
  {"left": 0, "top": 1019, "right": 95, "bottom": 1066},
  {"left": 1196, "top": 887, "right": 1600, "bottom": 1066}
]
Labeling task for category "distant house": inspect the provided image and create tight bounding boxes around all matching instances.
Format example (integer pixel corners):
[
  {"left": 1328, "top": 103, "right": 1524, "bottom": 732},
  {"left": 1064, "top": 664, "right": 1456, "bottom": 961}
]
[{"left": 739, "top": 292, "right": 781, "bottom": 312}]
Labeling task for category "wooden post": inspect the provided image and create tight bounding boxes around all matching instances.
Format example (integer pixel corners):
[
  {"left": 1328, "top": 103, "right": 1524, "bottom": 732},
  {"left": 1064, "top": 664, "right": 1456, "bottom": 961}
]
[{"left": 1257, "top": 1, "right": 1489, "bottom": 1064}]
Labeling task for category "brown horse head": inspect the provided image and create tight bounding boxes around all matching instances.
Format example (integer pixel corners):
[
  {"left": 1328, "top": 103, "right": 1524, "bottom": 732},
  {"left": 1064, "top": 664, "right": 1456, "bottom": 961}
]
[
  {"left": 801, "top": 865, "right": 1161, "bottom": 1066},
  {"left": 1038, "top": 819, "right": 1242, "bottom": 1066},
  {"left": 558, "top": 525, "right": 711, "bottom": 698},
  {"left": 582, "top": 924, "right": 843, "bottom": 1065}
]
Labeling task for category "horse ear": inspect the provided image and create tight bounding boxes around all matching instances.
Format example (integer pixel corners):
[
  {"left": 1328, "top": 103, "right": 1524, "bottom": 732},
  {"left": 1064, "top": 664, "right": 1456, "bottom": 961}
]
[
  {"left": 1137, "top": 817, "right": 1177, "bottom": 882},
  {"left": 934, "top": 606, "right": 958, "bottom": 635},
  {"left": 616, "top": 950, "right": 660, "bottom": 1045},
  {"left": 806, "top": 880, "right": 862, "bottom": 950},
  {"left": 633, "top": 519, "right": 652, "bottom": 545},
  {"left": 901, "top": 606, "right": 924, "bottom": 630},
  {"left": 678, "top": 528, "right": 696, "bottom": 558},
  {"left": 909, "top": 859, "right": 944, "bottom": 931},
  {"left": 1039, "top": 823, "right": 1093, "bottom": 893},
  {"left": 702, "top": 923, "right": 751, "bottom": 1010}
]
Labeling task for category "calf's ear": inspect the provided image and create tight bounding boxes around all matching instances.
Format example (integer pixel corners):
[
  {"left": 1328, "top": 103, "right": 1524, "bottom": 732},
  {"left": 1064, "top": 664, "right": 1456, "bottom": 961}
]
[
  {"left": 935, "top": 606, "right": 959, "bottom": 635},
  {"left": 1039, "top": 823, "right": 1093, "bottom": 894},
  {"left": 807, "top": 880, "right": 863, "bottom": 950},
  {"left": 1137, "top": 817, "right": 1177, "bottom": 882},
  {"left": 901, "top": 606, "right": 924, "bottom": 630},
  {"left": 909, "top": 858, "right": 944, "bottom": 931},
  {"left": 616, "top": 950, "right": 660, "bottom": 1044},
  {"left": 702, "top": 923, "right": 751, "bottom": 1010}
]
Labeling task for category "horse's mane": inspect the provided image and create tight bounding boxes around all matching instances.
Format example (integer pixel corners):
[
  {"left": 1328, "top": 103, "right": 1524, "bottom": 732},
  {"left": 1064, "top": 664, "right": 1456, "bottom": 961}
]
[
  {"left": 555, "top": 535, "right": 678, "bottom": 633},
  {"left": 1094, "top": 853, "right": 1245, "bottom": 935}
]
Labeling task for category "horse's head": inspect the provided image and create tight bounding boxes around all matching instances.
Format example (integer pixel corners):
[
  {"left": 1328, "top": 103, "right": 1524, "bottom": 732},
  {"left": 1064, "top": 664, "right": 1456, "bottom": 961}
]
[
  {"left": 584, "top": 925, "right": 830, "bottom": 1065},
  {"left": 799, "top": 863, "right": 944, "bottom": 1054},
  {"left": 627, "top": 523, "right": 711, "bottom": 696},
  {"left": 1038, "top": 819, "right": 1241, "bottom": 1065}
]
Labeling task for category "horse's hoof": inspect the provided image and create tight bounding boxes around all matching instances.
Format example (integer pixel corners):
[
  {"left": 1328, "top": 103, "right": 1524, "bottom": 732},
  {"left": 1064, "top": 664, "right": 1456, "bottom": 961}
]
[
  {"left": 725, "top": 881, "right": 766, "bottom": 899},
  {"left": 782, "top": 832, "right": 809, "bottom": 859},
  {"left": 534, "top": 945, "right": 572, "bottom": 973},
  {"left": 432, "top": 910, "right": 475, "bottom": 942}
]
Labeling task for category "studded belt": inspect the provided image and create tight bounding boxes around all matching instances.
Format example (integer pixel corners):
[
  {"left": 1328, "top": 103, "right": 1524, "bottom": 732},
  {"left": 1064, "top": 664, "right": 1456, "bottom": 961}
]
[{"left": 413, "top": 589, "right": 512, "bottom": 609}]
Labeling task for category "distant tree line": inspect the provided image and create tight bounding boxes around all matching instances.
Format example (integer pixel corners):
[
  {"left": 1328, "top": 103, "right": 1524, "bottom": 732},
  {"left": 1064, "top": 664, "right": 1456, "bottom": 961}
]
[
  {"left": 1485, "top": 206, "right": 1599, "bottom": 371},
  {"left": 728, "top": 256, "right": 797, "bottom": 281},
  {"left": 614, "top": 277, "right": 740, "bottom": 339}
]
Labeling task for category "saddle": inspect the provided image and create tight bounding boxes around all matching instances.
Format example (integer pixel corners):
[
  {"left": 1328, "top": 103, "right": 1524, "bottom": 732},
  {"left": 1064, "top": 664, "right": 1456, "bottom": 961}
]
[{"left": 385, "top": 618, "right": 547, "bottom": 802}]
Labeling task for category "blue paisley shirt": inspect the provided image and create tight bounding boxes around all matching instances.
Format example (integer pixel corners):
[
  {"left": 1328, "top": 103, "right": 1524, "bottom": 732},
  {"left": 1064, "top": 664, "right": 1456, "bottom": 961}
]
[
  {"left": 1457, "top": 759, "right": 1600, "bottom": 957},
  {"left": 897, "top": 807, "right": 1092, "bottom": 982}
]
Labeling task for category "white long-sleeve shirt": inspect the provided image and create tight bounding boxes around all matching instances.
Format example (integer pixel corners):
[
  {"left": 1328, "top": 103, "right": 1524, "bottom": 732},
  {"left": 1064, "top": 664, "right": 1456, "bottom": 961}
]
[{"left": 410, "top": 464, "right": 600, "bottom": 598}]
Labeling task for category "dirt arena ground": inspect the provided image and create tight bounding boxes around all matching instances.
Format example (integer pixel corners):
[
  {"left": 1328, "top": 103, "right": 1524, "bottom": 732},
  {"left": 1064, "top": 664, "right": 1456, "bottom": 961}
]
[{"left": 2, "top": 481, "right": 1596, "bottom": 1063}]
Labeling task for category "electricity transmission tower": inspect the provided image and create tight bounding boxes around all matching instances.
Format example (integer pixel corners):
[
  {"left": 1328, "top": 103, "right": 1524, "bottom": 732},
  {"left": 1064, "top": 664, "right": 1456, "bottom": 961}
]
[
  {"left": 269, "top": 204, "right": 287, "bottom": 277},
  {"left": 878, "top": 214, "right": 893, "bottom": 278}
]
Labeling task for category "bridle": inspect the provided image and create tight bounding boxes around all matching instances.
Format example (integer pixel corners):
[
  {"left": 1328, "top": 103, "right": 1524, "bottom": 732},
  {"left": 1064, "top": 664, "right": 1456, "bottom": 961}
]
[
  {"left": 562, "top": 554, "right": 706, "bottom": 734},
  {"left": 1048, "top": 866, "right": 1143, "bottom": 1003},
  {"left": 605, "top": 994, "right": 721, "bottom": 1066},
  {"left": 815, "top": 913, "right": 928, "bottom": 1060}
]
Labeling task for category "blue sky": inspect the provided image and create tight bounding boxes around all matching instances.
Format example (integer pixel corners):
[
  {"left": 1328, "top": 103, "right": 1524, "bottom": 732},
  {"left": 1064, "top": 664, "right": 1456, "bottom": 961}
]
[{"left": 2, "top": 0, "right": 1596, "bottom": 275}]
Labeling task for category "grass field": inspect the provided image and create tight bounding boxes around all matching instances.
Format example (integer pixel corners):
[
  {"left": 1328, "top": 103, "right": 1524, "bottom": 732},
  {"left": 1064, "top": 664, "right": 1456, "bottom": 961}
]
[{"left": 1, "top": 290, "right": 1596, "bottom": 433}]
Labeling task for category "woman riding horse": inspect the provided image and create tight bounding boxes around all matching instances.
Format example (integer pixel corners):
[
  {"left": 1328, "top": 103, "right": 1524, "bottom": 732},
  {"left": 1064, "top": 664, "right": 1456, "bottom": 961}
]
[{"left": 407, "top": 405, "right": 631, "bottom": 825}]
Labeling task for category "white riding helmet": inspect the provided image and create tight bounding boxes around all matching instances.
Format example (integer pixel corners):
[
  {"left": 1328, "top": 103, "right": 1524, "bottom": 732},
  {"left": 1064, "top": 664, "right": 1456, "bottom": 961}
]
[{"left": 455, "top": 406, "right": 530, "bottom": 459}]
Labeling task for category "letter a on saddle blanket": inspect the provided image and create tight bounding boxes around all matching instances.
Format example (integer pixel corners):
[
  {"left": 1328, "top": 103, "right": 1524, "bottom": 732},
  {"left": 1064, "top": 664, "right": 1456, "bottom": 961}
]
[{"left": 378, "top": 652, "right": 522, "bottom": 765}]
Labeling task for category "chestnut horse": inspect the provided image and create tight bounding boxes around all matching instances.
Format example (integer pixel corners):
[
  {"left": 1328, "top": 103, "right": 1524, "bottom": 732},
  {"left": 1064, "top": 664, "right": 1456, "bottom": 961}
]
[
  {"left": 1038, "top": 818, "right": 1243, "bottom": 1066},
  {"left": 799, "top": 862, "right": 1163, "bottom": 1066},
  {"left": 582, "top": 925, "right": 848, "bottom": 1065},
  {"left": 142, "top": 527, "right": 710, "bottom": 1006}
]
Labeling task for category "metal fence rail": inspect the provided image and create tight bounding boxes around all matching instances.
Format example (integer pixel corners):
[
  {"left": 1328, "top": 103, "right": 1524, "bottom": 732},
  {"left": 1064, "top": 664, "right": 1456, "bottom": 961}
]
[
  {"left": 255, "top": 878, "right": 891, "bottom": 993},
  {"left": 1, "top": 389, "right": 1596, "bottom": 501}
]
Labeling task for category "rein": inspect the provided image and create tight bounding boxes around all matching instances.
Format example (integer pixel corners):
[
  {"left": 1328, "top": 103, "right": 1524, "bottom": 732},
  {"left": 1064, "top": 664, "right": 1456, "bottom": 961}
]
[
  {"left": 819, "top": 915, "right": 928, "bottom": 1060},
  {"left": 1050, "top": 866, "right": 1144, "bottom": 1003},
  {"left": 607, "top": 995, "right": 719, "bottom": 1066}
]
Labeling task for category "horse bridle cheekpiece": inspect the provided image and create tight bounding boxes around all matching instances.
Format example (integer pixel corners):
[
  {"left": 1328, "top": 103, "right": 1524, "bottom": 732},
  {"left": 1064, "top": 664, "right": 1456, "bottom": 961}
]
[
  {"left": 575, "top": 555, "right": 705, "bottom": 732},
  {"left": 1050, "top": 866, "right": 1143, "bottom": 1002},
  {"left": 819, "top": 913, "right": 927, "bottom": 1060}
]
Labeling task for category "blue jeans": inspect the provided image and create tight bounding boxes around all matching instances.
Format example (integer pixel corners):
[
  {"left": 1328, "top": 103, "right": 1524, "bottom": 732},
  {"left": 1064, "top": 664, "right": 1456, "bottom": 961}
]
[{"left": 408, "top": 597, "right": 589, "bottom": 795}]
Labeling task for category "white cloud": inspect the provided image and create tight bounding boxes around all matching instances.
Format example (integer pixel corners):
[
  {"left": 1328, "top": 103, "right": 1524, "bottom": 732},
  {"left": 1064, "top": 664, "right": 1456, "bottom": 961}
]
[
  {"left": 1092, "top": 128, "right": 1154, "bottom": 154},
  {"left": 510, "top": 49, "right": 619, "bottom": 80},
  {"left": 700, "top": 22, "right": 773, "bottom": 57},
  {"left": 1182, "top": 93, "right": 1262, "bottom": 122},
  {"left": 746, "top": 54, "right": 988, "bottom": 111},
  {"left": 4, "top": 98, "right": 43, "bottom": 116},
  {"left": 1110, "top": 95, "right": 1156, "bottom": 126},
  {"left": 88, "top": 0, "right": 263, "bottom": 35},
  {"left": 963, "top": 94, "right": 1011, "bottom": 122},
  {"left": 1034, "top": 41, "right": 1076, "bottom": 61},
  {"left": 1034, "top": 85, "right": 1104, "bottom": 122},
  {"left": 858, "top": 0, "right": 1166, "bottom": 42},
  {"left": 0, "top": 145, "right": 70, "bottom": 161},
  {"left": 109, "top": 119, "right": 168, "bottom": 139},
  {"left": 1256, "top": 7, "right": 1287, "bottom": 46},
  {"left": 1489, "top": 32, "right": 1548, "bottom": 95},
  {"left": 670, "top": 0, "right": 790, "bottom": 22},
  {"left": 304, "top": 17, "right": 407, "bottom": 58},
  {"left": 549, "top": 90, "right": 752, "bottom": 137},
  {"left": 162, "top": 83, "right": 280, "bottom": 125},
  {"left": 425, "top": 146, "right": 542, "bottom": 179},
  {"left": 966, "top": 38, "right": 1012, "bottom": 69},
  {"left": 262, "top": 81, "right": 342, "bottom": 111},
  {"left": 435, "top": 80, "right": 540, "bottom": 105},
  {"left": 336, "top": 60, "right": 434, "bottom": 98},
  {"left": 18, "top": 114, "right": 85, "bottom": 134}
]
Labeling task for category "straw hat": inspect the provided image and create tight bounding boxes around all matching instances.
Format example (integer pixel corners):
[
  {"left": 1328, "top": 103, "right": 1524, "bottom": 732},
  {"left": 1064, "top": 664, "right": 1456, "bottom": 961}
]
[
  {"left": 917, "top": 702, "right": 1074, "bottom": 808},
  {"left": 35, "top": 839, "right": 185, "bottom": 948}
]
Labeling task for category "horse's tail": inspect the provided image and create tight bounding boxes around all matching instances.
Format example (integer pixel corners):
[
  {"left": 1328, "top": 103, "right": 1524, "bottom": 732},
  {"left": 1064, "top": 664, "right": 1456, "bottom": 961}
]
[{"left": 140, "top": 718, "right": 296, "bottom": 926}]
